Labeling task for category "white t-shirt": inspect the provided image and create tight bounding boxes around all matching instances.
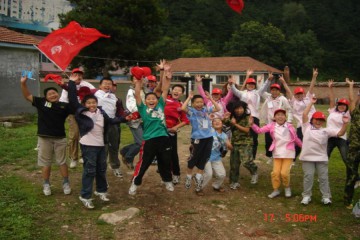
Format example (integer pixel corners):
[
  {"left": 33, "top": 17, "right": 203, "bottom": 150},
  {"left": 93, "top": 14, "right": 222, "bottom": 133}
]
[
  {"left": 327, "top": 108, "right": 350, "bottom": 140},
  {"left": 272, "top": 123, "right": 295, "bottom": 158},
  {"left": 290, "top": 92, "right": 316, "bottom": 128},
  {"left": 59, "top": 80, "right": 95, "bottom": 103},
  {"left": 95, "top": 90, "right": 117, "bottom": 118},
  {"left": 79, "top": 109, "right": 105, "bottom": 146},
  {"left": 299, "top": 122, "right": 338, "bottom": 162}
]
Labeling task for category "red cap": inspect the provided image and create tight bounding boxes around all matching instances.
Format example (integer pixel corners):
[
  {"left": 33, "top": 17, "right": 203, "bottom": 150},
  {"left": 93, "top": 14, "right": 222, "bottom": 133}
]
[
  {"left": 337, "top": 98, "right": 349, "bottom": 106},
  {"left": 270, "top": 83, "right": 281, "bottom": 90},
  {"left": 294, "top": 87, "right": 305, "bottom": 94},
  {"left": 72, "top": 68, "right": 83, "bottom": 74},
  {"left": 312, "top": 111, "right": 326, "bottom": 120},
  {"left": 147, "top": 75, "right": 157, "bottom": 82},
  {"left": 274, "top": 109, "right": 286, "bottom": 117},
  {"left": 246, "top": 78, "right": 256, "bottom": 84},
  {"left": 212, "top": 88, "right": 222, "bottom": 94}
]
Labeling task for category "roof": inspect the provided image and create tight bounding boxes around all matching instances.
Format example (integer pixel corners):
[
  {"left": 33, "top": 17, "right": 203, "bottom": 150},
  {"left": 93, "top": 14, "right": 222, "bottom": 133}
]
[
  {"left": 169, "top": 57, "right": 283, "bottom": 73},
  {"left": 0, "top": 27, "right": 40, "bottom": 46}
]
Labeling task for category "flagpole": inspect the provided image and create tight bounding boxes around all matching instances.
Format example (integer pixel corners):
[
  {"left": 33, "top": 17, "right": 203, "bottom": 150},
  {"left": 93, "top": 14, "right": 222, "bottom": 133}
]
[{"left": 33, "top": 44, "right": 70, "bottom": 78}]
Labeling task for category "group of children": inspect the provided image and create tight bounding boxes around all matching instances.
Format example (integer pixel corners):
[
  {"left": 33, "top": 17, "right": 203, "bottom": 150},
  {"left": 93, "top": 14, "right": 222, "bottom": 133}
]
[{"left": 22, "top": 62, "right": 359, "bottom": 210}]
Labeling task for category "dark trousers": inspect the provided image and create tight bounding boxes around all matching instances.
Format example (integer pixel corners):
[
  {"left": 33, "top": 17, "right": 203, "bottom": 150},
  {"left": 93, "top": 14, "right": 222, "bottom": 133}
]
[
  {"left": 169, "top": 133, "right": 181, "bottom": 176},
  {"left": 265, "top": 132, "right": 273, "bottom": 158},
  {"left": 80, "top": 145, "right": 108, "bottom": 199},
  {"left": 344, "top": 147, "right": 360, "bottom": 205},
  {"left": 295, "top": 127, "right": 303, "bottom": 161},
  {"left": 188, "top": 137, "right": 213, "bottom": 170},
  {"left": 106, "top": 124, "right": 120, "bottom": 169},
  {"left": 250, "top": 117, "right": 259, "bottom": 159},
  {"left": 133, "top": 136, "right": 172, "bottom": 185},
  {"left": 120, "top": 126, "right": 143, "bottom": 164}
]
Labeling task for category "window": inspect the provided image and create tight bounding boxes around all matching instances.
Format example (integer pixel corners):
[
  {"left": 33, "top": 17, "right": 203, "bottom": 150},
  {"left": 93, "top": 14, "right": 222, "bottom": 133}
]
[{"left": 216, "top": 75, "right": 228, "bottom": 84}]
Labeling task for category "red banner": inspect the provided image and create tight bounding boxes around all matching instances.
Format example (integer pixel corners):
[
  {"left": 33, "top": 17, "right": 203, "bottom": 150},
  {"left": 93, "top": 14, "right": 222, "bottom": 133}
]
[
  {"left": 226, "top": 0, "right": 244, "bottom": 14},
  {"left": 37, "top": 21, "right": 110, "bottom": 71}
]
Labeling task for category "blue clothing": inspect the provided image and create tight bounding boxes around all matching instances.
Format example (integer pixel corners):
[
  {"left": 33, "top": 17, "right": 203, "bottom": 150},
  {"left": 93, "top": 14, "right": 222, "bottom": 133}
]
[
  {"left": 209, "top": 131, "right": 228, "bottom": 162},
  {"left": 187, "top": 106, "right": 213, "bottom": 139}
]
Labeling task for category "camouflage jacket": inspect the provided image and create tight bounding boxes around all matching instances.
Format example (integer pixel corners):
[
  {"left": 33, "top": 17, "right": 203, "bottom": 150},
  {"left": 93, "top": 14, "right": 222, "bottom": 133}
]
[
  {"left": 349, "top": 107, "right": 360, "bottom": 149},
  {"left": 224, "top": 116, "right": 252, "bottom": 146}
]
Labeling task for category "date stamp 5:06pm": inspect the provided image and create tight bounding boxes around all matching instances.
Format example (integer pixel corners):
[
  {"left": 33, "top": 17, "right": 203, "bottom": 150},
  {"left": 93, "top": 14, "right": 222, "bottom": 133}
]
[{"left": 264, "top": 213, "right": 317, "bottom": 222}]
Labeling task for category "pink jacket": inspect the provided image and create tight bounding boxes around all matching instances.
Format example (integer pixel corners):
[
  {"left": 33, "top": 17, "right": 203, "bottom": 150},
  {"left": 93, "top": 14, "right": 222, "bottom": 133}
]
[{"left": 251, "top": 122, "right": 302, "bottom": 151}]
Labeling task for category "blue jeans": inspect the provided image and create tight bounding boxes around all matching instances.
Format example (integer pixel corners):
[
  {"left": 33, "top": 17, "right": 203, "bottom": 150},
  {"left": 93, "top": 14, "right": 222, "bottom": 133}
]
[
  {"left": 120, "top": 126, "right": 143, "bottom": 164},
  {"left": 80, "top": 145, "right": 108, "bottom": 199}
]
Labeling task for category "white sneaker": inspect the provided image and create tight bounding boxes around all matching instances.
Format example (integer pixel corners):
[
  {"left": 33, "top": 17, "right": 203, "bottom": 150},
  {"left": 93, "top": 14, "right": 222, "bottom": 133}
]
[
  {"left": 79, "top": 158, "right": 84, "bottom": 164},
  {"left": 94, "top": 191, "right": 110, "bottom": 201},
  {"left": 301, "top": 196, "right": 311, "bottom": 205},
  {"left": 321, "top": 198, "right": 332, "bottom": 205},
  {"left": 43, "top": 184, "right": 51, "bottom": 196},
  {"left": 113, "top": 169, "right": 123, "bottom": 178},
  {"left": 185, "top": 176, "right": 192, "bottom": 189},
  {"left": 164, "top": 182, "right": 174, "bottom": 192},
  {"left": 251, "top": 173, "right": 258, "bottom": 184},
  {"left": 129, "top": 182, "right": 137, "bottom": 195},
  {"left": 69, "top": 159, "right": 77, "bottom": 169},
  {"left": 268, "top": 190, "right": 280, "bottom": 198},
  {"left": 285, "top": 187, "right": 291, "bottom": 197},
  {"left": 354, "top": 180, "right": 360, "bottom": 189},
  {"left": 63, "top": 183, "right": 71, "bottom": 195},
  {"left": 172, "top": 175, "right": 180, "bottom": 185},
  {"left": 230, "top": 182, "right": 240, "bottom": 190},
  {"left": 266, "top": 157, "right": 273, "bottom": 165},
  {"left": 79, "top": 196, "right": 94, "bottom": 209}
]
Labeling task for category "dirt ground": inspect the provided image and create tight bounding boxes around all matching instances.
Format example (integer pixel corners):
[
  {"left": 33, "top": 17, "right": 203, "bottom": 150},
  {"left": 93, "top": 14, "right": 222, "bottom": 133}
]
[{"left": 8, "top": 125, "right": 360, "bottom": 240}]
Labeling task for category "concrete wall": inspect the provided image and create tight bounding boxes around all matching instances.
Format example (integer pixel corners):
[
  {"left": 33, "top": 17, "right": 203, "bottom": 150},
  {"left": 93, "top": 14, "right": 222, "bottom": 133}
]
[{"left": 0, "top": 47, "right": 40, "bottom": 116}]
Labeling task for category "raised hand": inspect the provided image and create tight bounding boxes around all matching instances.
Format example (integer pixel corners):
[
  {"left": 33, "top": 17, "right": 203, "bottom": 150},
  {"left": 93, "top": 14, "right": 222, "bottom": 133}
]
[
  {"left": 20, "top": 75, "right": 27, "bottom": 83},
  {"left": 164, "top": 63, "right": 172, "bottom": 79},
  {"left": 246, "top": 69, "right": 254, "bottom": 77},
  {"left": 279, "top": 75, "right": 285, "bottom": 83},
  {"left": 228, "top": 75, "right": 235, "bottom": 85},
  {"left": 328, "top": 79, "right": 334, "bottom": 88},
  {"left": 195, "top": 74, "right": 202, "bottom": 83},
  {"left": 313, "top": 68, "right": 318, "bottom": 78},
  {"left": 156, "top": 59, "right": 166, "bottom": 71},
  {"left": 268, "top": 72, "right": 274, "bottom": 81},
  {"left": 204, "top": 91, "right": 212, "bottom": 99},
  {"left": 311, "top": 94, "right": 317, "bottom": 104},
  {"left": 223, "top": 112, "right": 231, "bottom": 120},
  {"left": 345, "top": 78, "right": 354, "bottom": 86},
  {"left": 230, "top": 117, "right": 236, "bottom": 125}
]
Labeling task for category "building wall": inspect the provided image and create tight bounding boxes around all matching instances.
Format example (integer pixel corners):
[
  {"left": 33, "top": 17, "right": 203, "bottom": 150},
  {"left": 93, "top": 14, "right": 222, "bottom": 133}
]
[{"left": 0, "top": 47, "right": 39, "bottom": 116}]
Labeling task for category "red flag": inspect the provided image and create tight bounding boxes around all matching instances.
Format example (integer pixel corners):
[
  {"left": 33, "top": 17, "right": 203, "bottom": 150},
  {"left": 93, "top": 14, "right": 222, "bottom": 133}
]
[
  {"left": 36, "top": 21, "right": 110, "bottom": 71},
  {"left": 44, "top": 74, "right": 63, "bottom": 85},
  {"left": 226, "top": 0, "right": 244, "bottom": 14}
]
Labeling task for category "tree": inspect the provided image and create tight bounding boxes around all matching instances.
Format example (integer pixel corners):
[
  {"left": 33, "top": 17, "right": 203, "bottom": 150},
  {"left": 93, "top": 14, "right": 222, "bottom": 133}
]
[
  {"left": 281, "top": 2, "right": 309, "bottom": 35},
  {"left": 59, "top": 0, "right": 166, "bottom": 77},
  {"left": 224, "top": 21, "right": 286, "bottom": 68}
]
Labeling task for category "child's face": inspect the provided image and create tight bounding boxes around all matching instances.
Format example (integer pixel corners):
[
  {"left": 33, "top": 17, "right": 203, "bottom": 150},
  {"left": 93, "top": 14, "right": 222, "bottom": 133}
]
[
  {"left": 337, "top": 104, "right": 347, "bottom": 113},
  {"left": 192, "top": 97, "right": 204, "bottom": 110},
  {"left": 85, "top": 98, "right": 98, "bottom": 112},
  {"left": 99, "top": 80, "right": 113, "bottom": 93},
  {"left": 246, "top": 83, "right": 256, "bottom": 91},
  {"left": 212, "top": 118, "right": 223, "bottom": 130},
  {"left": 234, "top": 106, "right": 245, "bottom": 116},
  {"left": 274, "top": 112, "right": 286, "bottom": 125},
  {"left": 270, "top": 88, "right": 280, "bottom": 98},
  {"left": 171, "top": 86, "right": 183, "bottom": 100},
  {"left": 311, "top": 118, "right": 325, "bottom": 128},
  {"left": 45, "top": 90, "right": 60, "bottom": 103},
  {"left": 212, "top": 93, "right": 221, "bottom": 101},
  {"left": 294, "top": 93, "right": 305, "bottom": 101},
  {"left": 145, "top": 94, "right": 158, "bottom": 109}
]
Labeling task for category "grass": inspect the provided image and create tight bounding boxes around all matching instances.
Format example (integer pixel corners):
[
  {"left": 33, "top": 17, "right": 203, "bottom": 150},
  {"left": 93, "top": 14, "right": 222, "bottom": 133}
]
[{"left": 0, "top": 109, "right": 359, "bottom": 239}]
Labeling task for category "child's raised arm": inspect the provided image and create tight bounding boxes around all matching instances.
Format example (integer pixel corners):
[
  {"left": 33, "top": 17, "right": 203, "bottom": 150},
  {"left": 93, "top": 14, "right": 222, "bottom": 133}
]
[
  {"left": 206, "top": 91, "right": 220, "bottom": 112},
  {"left": 161, "top": 62, "right": 172, "bottom": 100},
  {"left": 308, "top": 68, "right": 318, "bottom": 94},
  {"left": 20, "top": 76, "right": 33, "bottom": 102},
  {"left": 337, "top": 115, "right": 350, "bottom": 137},
  {"left": 328, "top": 79, "right": 335, "bottom": 109},
  {"left": 279, "top": 75, "right": 292, "bottom": 99},
  {"left": 134, "top": 76, "right": 143, "bottom": 106},
  {"left": 181, "top": 92, "right": 193, "bottom": 113},
  {"left": 154, "top": 59, "right": 166, "bottom": 97},
  {"left": 346, "top": 78, "right": 355, "bottom": 113},
  {"left": 303, "top": 96, "right": 317, "bottom": 123}
]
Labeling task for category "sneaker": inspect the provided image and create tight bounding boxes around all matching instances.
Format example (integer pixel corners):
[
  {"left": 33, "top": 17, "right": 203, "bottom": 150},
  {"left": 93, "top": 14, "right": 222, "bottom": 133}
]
[
  {"left": 79, "top": 196, "right": 94, "bottom": 209},
  {"left": 230, "top": 182, "right": 240, "bottom": 190},
  {"left": 301, "top": 196, "right": 311, "bottom": 205},
  {"left": 94, "top": 191, "right": 110, "bottom": 201},
  {"left": 285, "top": 187, "right": 292, "bottom": 198},
  {"left": 321, "top": 198, "right": 332, "bottom": 205},
  {"left": 152, "top": 159, "right": 158, "bottom": 165},
  {"left": 164, "top": 182, "right": 174, "bottom": 192},
  {"left": 250, "top": 173, "right": 258, "bottom": 184},
  {"left": 69, "top": 159, "right": 77, "bottom": 168},
  {"left": 354, "top": 180, "right": 360, "bottom": 189},
  {"left": 113, "top": 168, "right": 123, "bottom": 178},
  {"left": 79, "top": 158, "right": 84, "bottom": 164},
  {"left": 194, "top": 175, "right": 203, "bottom": 192},
  {"left": 63, "top": 183, "right": 71, "bottom": 195},
  {"left": 266, "top": 157, "right": 273, "bottom": 165},
  {"left": 268, "top": 190, "right": 281, "bottom": 199},
  {"left": 172, "top": 175, "right": 180, "bottom": 185},
  {"left": 128, "top": 182, "right": 137, "bottom": 195},
  {"left": 185, "top": 176, "right": 192, "bottom": 189},
  {"left": 43, "top": 184, "right": 51, "bottom": 196}
]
